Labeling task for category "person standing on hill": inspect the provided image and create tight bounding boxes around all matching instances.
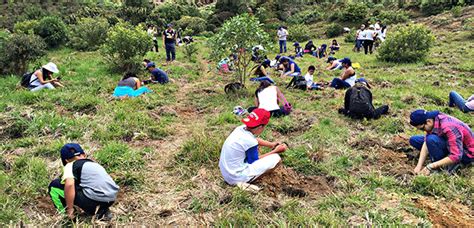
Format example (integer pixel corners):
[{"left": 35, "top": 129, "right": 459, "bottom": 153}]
[
  {"left": 219, "top": 108, "right": 287, "bottom": 185},
  {"left": 48, "top": 143, "right": 119, "bottom": 221},
  {"left": 147, "top": 25, "right": 158, "bottom": 52},
  {"left": 409, "top": 110, "right": 473, "bottom": 175},
  {"left": 354, "top": 24, "right": 365, "bottom": 52},
  {"left": 277, "top": 26, "right": 289, "bottom": 54},
  {"left": 162, "top": 24, "right": 177, "bottom": 63},
  {"left": 361, "top": 25, "right": 376, "bottom": 54}
]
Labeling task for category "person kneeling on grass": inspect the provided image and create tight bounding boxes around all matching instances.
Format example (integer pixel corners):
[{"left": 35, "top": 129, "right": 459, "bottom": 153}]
[
  {"left": 145, "top": 62, "right": 169, "bottom": 84},
  {"left": 248, "top": 81, "right": 290, "bottom": 117},
  {"left": 48, "top": 143, "right": 119, "bottom": 221},
  {"left": 219, "top": 108, "right": 287, "bottom": 185},
  {"left": 250, "top": 59, "right": 275, "bottom": 84},
  {"left": 330, "top": 57, "right": 356, "bottom": 89},
  {"left": 280, "top": 57, "right": 301, "bottom": 77},
  {"left": 409, "top": 110, "right": 473, "bottom": 175},
  {"left": 449, "top": 91, "right": 474, "bottom": 113},
  {"left": 113, "top": 72, "right": 151, "bottom": 98},
  {"left": 338, "top": 78, "right": 389, "bottom": 119},
  {"left": 28, "top": 62, "right": 64, "bottom": 91}
]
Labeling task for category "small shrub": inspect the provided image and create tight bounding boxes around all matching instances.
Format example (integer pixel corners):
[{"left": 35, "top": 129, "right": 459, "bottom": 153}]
[
  {"left": 101, "top": 22, "right": 152, "bottom": 73},
  {"left": 451, "top": 6, "right": 463, "bottom": 18},
  {"left": 420, "top": 1, "right": 461, "bottom": 16},
  {"left": 287, "top": 9, "right": 322, "bottom": 24},
  {"left": 68, "top": 17, "right": 109, "bottom": 51},
  {"left": 326, "top": 23, "right": 344, "bottom": 38},
  {"left": 177, "top": 16, "right": 206, "bottom": 35},
  {"left": 344, "top": 30, "right": 356, "bottom": 43},
  {"left": 13, "top": 20, "right": 39, "bottom": 35},
  {"left": 34, "top": 16, "right": 68, "bottom": 48},
  {"left": 289, "top": 24, "right": 311, "bottom": 42},
  {"left": 377, "top": 10, "right": 409, "bottom": 24},
  {"left": 377, "top": 24, "right": 435, "bottom": 63},
  {"left": 339, "top": 3, "right": 368, "bottom": 22},
  {"left": 183, "top": 43, "right": 198, "bottom": 62},
  {"left": 0, "top": 33, "right": 47, "bottom": 75}
]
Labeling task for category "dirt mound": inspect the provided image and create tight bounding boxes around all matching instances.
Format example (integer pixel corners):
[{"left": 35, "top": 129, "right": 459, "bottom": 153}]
[
  {"left": 254, "top": 166, "right": 332, "bottom": 198},
  {"left": 414, "top": 196, "right": 474, "bottom": 227}
]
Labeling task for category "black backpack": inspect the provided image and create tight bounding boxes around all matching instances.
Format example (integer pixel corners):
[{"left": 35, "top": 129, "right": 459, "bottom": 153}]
[
  {"left": 224, "top": 82, "right": 245, "bottom": 94},
  {"left": 286, "top": 76, "right": 307, "bottom": 90},
  {"left": 20, "top": 72, "right": 36, "bottom": 88},
  {"left": 72, "top": 159, "right": 94, "bottom": 191},
  {"left": 348, "top": 85, "right": 373, "bottom": 118}
]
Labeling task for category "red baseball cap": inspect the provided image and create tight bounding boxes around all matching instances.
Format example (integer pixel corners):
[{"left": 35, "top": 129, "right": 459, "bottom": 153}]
[{"left": 242, "top": 108, "right": 271, "bottom": 128}]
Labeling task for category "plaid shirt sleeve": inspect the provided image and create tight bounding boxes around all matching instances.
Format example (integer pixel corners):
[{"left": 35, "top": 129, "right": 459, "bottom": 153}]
[{"left": 443, "top": 126, "right": 464, "bottom": 163}]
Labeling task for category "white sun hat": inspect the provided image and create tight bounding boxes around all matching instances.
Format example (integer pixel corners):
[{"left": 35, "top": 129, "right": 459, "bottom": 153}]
[{"left": 42, "top": 62, "right": 59, "bottom": 73}]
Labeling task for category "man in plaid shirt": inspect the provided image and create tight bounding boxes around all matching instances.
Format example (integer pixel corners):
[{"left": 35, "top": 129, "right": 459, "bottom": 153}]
[{"left": 409, "top": 109, "right": 473, "bottom": 175}]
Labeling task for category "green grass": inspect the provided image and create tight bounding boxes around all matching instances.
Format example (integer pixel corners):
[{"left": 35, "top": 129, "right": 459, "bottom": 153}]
[{"left": 0, "top": 18, "right": 473, "bottom": 226}]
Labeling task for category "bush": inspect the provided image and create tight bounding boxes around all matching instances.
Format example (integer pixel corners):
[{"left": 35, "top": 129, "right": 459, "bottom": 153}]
[
  {"left": 0, "top": 33, "right": 46, "bottom": 75},
  {"left": 177, "top": 16, "right": 206, "bottom": 36},
  {"left": 377, "top": 24, "right": 435, "bottom": 63},
  {"left": 287, "top": 9, "right": 322, "bottom": 24},
  {"left": 34, "top": 16, "right": 68, "bottom": 48},
  {"left": 377, "top": 10, "right": 409, "bottom": 24},
  {"left": 326, "top": 23, "right": 344, "bottom": 38},
  {"left": 13, "top": 20, "right": 39, "bottom": 35},
  {"left": 118, "top": 6, "right": 150, "bottom": 25},
  {"left": 68, "top": 17, "right": 109, "bottom": 51},
  {"left": 344, "top": 29, "right": 356, "bottom": 43},
  {"left": 420, "top": 1, "right": 462, "bottom": 16},
  {"left": 289, "top": 24, "right": 311, "bottom": 42},
  {"left": 101, "top": 22, "right": 152, "bottom": 73},
  {"left": 451, "top": 5, "right": 463, "bottom": 18},
  {"left": 339, "top": 3, "right": 368, "bottom": 22},
  {"left": 183, "top": 43, "right": 198, "bottom": 62}
]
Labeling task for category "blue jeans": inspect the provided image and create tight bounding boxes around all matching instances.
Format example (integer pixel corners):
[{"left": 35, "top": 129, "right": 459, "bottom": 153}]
[
  {"left": 330, "top": 78, "right": 351, "bottom": 89},
  {"left": 165, "top": 42, "right": 176, "bottom": 61},
  {"left": 355, "top": 39, "right": 363, "bottom": 51},
  {"left": 449, "top": 91, "right": 473, "bottom": 113},
  {"left": 250, "top": 76, "right": 275, "bottom": 84},
  {"left": 279, "top": 40, "right": 287, "bottom": 53},
  {"left": 409, "top": 134, "right": 472, "bottom": 165}
]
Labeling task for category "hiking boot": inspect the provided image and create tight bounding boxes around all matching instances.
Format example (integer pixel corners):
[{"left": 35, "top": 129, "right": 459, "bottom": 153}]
[{"left": 96, "top": 209, "right": 113, "bottom": 221}]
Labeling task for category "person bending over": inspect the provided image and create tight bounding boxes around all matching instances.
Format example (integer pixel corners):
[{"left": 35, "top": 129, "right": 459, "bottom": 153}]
[
  {"left": 29, "top": 62, "right": 64, "bottom": 91},
  {"left": 330, "top": 57, "right": 356, "bottom": 89},
  {"left": 113, "top": 72, "right": 151, "bottom": 98},
  {"left": 219, "top": 108, "right": 287, "bottom": 185},
  {"left": 145, "top": 62, "right": 169, "bottom": 84},
  {"left": 449, "top": 91, "right": 473, "bottom": 113},
  {"left": 48, "top": 143, "right": 119, "bottom": 221},
  {"left": 250, "top": 59, "right": 275, "bottom": 84},
  {"left": 326, "top": 56, "right": 343, "bottom": 70},
  {"left": 338, "top": 78, "right": 389, "bottom": 119},
  {"left": 409, "top": 110, "right": 473, "bottom": 175},
  {"left": 279, "top": 58, "right": 301, "bottom": 77}
]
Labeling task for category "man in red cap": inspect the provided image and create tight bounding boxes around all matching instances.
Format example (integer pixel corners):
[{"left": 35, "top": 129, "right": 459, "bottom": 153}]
[{"left": 219, "top": 108, "right": 287, "bottom": 185}]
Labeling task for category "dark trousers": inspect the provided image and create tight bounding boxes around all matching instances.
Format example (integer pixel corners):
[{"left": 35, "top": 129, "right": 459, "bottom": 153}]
[
  {"left": 363, "top": 40, "right": 374, "bottom": 54},
  {"left": 355, "top": 39, "right": 363, "bottom": 52},
  {"left": 409, "top": 135, "right": 472, "bottom": 165},
  {"left": 165, "top": 42, "right": 176, "bottom": 61},
  {"left": 248, "top": 106, "right": 286, "bottom": 118},
  {"left": 48, "top": 178, "right": 114, "bottom": 216},
  {"left": 279, "top": 40, "right": 287, "bottom": 53},
  {"left": 330, "top": 78, "right": 351, "bottom": 90},
  {"left": 153, "top": 40, "right": 158, "bottom": 52},
  {"left": 340, "top": 105, "right": 389, "bottom": 120}
]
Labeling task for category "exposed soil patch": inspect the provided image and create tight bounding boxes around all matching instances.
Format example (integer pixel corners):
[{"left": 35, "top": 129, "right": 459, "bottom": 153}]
[
  {"left": 35, "top": 196, "right": 58, "bottom": 216},
  {"left": 253, "top": 166, "right": 332, "bottom": 198},
  {"left": 414, "top": 196, "right": 474, "bottom": 227}
]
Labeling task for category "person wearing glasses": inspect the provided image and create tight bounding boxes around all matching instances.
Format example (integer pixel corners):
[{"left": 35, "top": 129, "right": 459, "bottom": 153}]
[{"left": 409, "top": 109, "right": 473, "bottom": 175}]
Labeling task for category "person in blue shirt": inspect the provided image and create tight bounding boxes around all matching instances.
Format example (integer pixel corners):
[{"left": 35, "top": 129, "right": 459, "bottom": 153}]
[
  {"left": 145, "top": 62, "right": 169, "bottom": 84},
  {"left": 280, "top": 58, "right": 301, "bottom": 77}
]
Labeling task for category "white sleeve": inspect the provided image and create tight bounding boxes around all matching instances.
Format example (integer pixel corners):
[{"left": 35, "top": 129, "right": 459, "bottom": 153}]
[{"left": 61, "top": 162, "right": 75, "bottom": 182}]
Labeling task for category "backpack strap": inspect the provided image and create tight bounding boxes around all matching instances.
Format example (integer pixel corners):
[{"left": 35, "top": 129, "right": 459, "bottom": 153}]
[{"left": 72, "top": 159, "right": 94, "bottom": 190}]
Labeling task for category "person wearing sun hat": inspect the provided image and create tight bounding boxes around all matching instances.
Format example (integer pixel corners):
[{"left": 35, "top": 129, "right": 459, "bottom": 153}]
[
  {"left": 48, "top": 143, "right": 119, "bottom": 221},
  {"left": 219, "top": 108, "right": 287, "bottom": 185},
  {"left": 29, "top": 62, "right": 64, "bottom": 91},
  {"left": 409, "top": 110, "right": 474, "bottom": 176}
]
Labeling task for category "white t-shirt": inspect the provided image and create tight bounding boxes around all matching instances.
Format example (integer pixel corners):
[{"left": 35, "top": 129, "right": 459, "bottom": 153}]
[
  {"left": 277, "top": 29, "right": 288, "bottom": 41},
  {"left": 257, "top": 86, "right": 280, "bottom": 111},
  {"left": 362, "top": 29, "right": 374, "bottom": 41},
  {"left": 304, "top": 73, "right": 314, "bottom": 87},
  {"left": 219, "top": 125, "right": 258, "bottom": 184},
  {"left": 356, "top": 29, "right": 364, "bottom": 40}
]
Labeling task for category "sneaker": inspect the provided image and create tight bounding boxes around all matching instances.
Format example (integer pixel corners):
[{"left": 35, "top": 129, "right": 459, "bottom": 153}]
[{"left": 96, "top": 209, "right": 113, "bottom": 221}]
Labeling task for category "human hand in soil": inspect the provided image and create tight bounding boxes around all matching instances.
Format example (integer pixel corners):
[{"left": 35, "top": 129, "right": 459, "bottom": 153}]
[
  {"left": 419, "top": 167, "right": 431, "bottom": 176},
  {"left": 273, "top": 144, "right": 287, "bottom": 153},
  {"left": 67, "top": 207, "right": 75, "bottom": 219},
  {"left": 413, "top": 165, "right": 423, "bottom": 174}
]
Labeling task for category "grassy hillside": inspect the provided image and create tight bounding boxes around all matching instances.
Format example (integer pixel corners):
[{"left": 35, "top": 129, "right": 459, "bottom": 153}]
[{"left": 1, "top": 10, "right": 473, "bottom": 227}]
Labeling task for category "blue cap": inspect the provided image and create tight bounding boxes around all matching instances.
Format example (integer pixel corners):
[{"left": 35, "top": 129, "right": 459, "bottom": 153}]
[
  {"left": 146, "top": 62, "right": 156, "bottom": 69},
  {"left": 293, "top": 42, "right": 300, "bottom": 46},
  {"left": 61, "top": 143, "right": 85, "bottom": 166},
  {"left": 340, "top": 57, "right": 351, "bottom": 65},
  {"left": 327, "top": 56, "right": 337, "bottom": 63},
  {"left": 355, "top": 78, "right": 371, "bottom": 88},
  {"left": 410, "top": 110, "right": 440, "bottom": 127},
  {"left": 275, "top": 55, "right": 281, "bottom": 60},
  {"left": 262, "top": 59, "right": 271, "bottom": 66}
]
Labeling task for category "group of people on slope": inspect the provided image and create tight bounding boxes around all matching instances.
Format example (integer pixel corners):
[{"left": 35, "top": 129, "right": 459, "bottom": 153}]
[{"left": 354, "top": 20, "right": 387, "bottom": 54}]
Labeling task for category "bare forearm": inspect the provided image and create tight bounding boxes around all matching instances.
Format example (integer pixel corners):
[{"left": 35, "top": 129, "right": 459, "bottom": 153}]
[
  {"left": 257, "top": 138, "right": 275, "bottom": 148},
  {"left": 416, "top": 142, "right": 429, "bottom": 168},
  {"left": 430, "top": 157, "right": 455, "bottom": 169},
  {"left": 64, "top": 183, "right": 75, "bottom": 210}
]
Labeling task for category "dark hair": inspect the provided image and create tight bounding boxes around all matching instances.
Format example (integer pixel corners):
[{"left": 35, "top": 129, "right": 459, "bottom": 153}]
[
  {"left": 256, "top": 80, "right": 272, "bottom": 96},
  {"left": 41, "top": 68, "right": 52, "bottom": 80},
  {"left": 381, "top": 25, "right": 387, "bottom": 33},
  {"left": 308, "top": 65, "right": 316, "bottom": 71},
  {"left": 143, "top": 59, "right": 151, "bottom": 63},
  {"left": 281, "top": 58, "right": 289, "bottom": 63},
  {"left": 332, "top": 39, "right": 338, "bottom": 45},
  {"left": 122, "top": 72, "right": 137, "bottom": 80}
]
